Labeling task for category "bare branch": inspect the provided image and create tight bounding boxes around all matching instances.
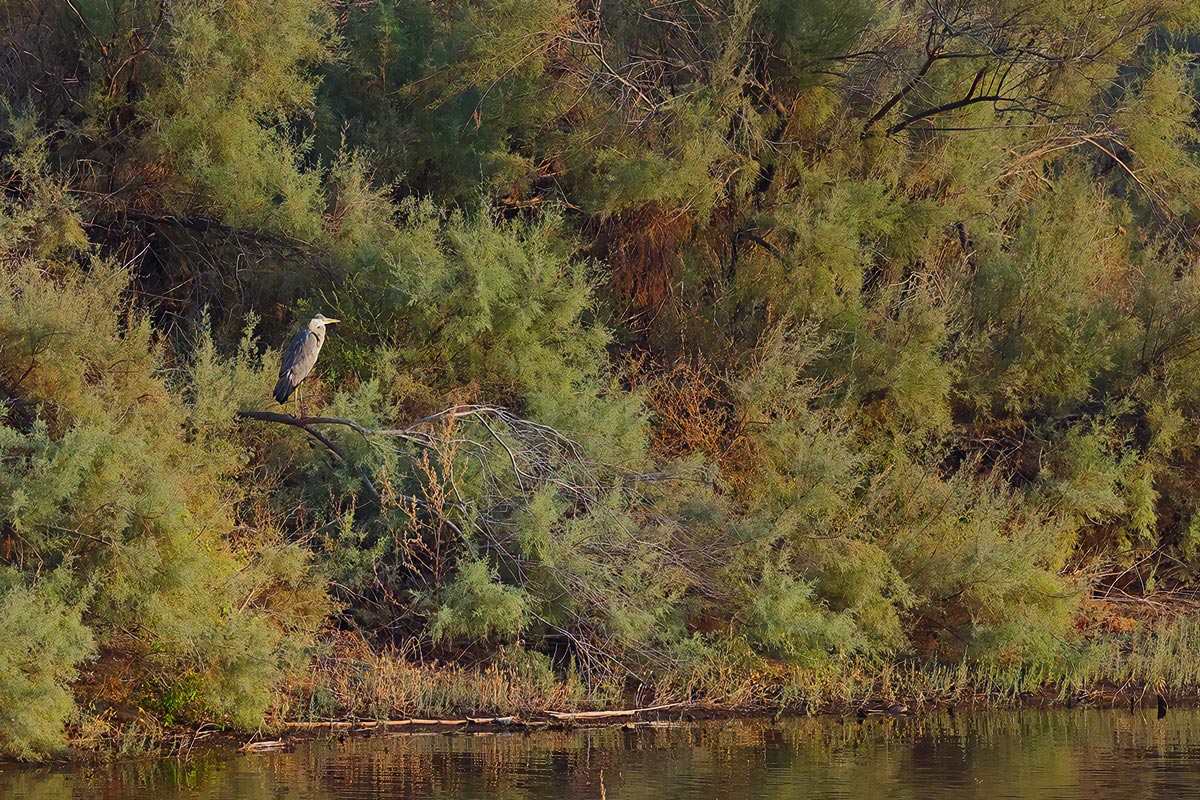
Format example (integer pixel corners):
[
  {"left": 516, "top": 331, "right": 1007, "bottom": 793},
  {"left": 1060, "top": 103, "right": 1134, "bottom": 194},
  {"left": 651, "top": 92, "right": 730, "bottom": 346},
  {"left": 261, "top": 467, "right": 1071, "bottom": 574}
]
[
  {"left": 235, "top": 410, "right": 383, "bottom": 498},
  {"left": 862, "top": 49, "right": 943, "bottom": 136},
  {"left": 886, "top": 92, "right": 1005, "bottom": 136},
  {"left": 237, "top": 410, "right": 351, "bottom": 460}
]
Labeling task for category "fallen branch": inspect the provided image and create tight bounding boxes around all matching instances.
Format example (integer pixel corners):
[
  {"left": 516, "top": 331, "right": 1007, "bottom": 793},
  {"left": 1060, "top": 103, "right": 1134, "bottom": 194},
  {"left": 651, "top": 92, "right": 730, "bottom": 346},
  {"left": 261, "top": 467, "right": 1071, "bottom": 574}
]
[
  {"left": 237, "top": 405, "right": 685, "bottom": 679},
  {"left": 280, "top": 707, "right": 687, "bottom": 729},
  {"left": 235, "top": 405, "right": 594, "bottom": 499},
  {"left": 241, "top": 739, "right": 289, "bottom": 752},
  {"left": 545, "top": 702, "right": 687, "bottom": 721},
  {"left": 283, "top": 718, "right": 470, "bottom": 729},
  {"left": 236, "top": 407, "right": 506, "bottom": 448},
  {"left": 236, "top": 409, "right": 377, "bottom": 438}
]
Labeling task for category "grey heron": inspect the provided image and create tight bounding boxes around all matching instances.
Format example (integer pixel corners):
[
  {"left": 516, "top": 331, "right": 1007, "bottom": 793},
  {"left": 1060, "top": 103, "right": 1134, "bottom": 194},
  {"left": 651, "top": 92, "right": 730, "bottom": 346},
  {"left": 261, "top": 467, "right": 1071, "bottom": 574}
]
[{"left": 274, "top": 313, "right": 340, "bottom": 412}]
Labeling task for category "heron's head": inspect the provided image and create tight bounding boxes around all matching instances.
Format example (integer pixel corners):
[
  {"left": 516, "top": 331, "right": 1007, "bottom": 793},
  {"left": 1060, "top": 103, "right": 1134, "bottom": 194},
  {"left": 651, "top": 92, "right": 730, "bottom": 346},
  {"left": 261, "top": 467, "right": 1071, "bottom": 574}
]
[{"left": 310, "top": 313, "right": 341, "bottom": 328}]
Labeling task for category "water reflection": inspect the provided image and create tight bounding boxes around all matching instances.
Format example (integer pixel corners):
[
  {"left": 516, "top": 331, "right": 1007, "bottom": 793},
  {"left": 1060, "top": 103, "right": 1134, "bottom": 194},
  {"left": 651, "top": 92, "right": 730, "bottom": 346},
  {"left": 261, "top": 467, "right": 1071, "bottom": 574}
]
[{"left": 3, "top": 709, "right": 1199, "bottom": 799}]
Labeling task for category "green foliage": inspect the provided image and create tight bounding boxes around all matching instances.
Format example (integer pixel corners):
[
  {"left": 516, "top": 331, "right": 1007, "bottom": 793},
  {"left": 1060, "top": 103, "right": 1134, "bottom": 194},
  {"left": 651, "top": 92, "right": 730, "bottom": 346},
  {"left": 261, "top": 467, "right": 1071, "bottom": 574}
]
[
  {"left": 141, "top": 0, "right": 332, "bottom": 238},
  {"left": 0, "top": 570, "right": 95, "bottom": 760},
  {"left": 430, "top": 559, "right": 528, "bottom": 642},
  {"left": 745, "top": 562, "right": 863, "bottom": 663},
  {"left": 0, "top": 256, "right": 328, "bottom": 755},
  {"left": 0, "top": 108, "right": 89, "bottom": 257},
  {"left": 756, "top": 0, "right": 876, "bottom": 69}
]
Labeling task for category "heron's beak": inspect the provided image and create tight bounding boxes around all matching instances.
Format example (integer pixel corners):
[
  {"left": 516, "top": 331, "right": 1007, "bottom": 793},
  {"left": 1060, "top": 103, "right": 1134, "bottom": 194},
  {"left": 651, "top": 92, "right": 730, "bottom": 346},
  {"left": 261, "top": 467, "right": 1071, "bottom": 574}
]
[{"left": 325, "top": 318, "right": 341, "bottom": 324}]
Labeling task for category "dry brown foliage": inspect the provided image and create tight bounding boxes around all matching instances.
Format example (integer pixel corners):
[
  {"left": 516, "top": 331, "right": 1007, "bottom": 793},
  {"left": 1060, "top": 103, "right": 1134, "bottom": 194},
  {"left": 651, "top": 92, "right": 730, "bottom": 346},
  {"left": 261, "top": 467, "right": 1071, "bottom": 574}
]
[
  {"left": 628, "top": 355, "right": 734, "bottom": 463},
  {"left": 274, "top": 630, "right": 613, "bottom": 721},
  {"left": 592, "top": 205, "right": 693, "bottom": 312}
]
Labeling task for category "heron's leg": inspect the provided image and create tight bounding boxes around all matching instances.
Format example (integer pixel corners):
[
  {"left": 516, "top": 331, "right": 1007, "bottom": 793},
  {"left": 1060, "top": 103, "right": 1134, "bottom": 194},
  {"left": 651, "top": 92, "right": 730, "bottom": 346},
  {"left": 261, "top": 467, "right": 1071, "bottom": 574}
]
[{"left": 297, "top": 384, "right": 305, "bottom": 417}]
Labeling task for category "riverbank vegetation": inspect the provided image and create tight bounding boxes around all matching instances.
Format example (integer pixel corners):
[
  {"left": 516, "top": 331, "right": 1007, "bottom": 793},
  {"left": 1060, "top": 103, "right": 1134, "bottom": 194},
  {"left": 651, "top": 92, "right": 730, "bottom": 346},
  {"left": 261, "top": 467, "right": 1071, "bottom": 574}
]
[{"left": 6, "top": 0, "right": 1200, "bottom": 760}]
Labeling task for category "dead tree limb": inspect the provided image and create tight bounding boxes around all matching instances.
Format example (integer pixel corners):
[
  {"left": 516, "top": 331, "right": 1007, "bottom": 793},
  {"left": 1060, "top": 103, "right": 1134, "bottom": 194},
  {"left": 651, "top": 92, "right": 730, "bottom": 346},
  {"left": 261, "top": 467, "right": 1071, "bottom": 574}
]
[
  {"left": 235, "top": 404, "right": 593, "bottom": 502},
  {"left": 862, "top": 49, "right": 943, "bottom": 136},
  {"left": 236, "top": 410, "right": 429, "bottom": 446},
  {"left": 237, "top": 411, "right": 351, "bottom": 461},
  {"left": 236, "top": 410, "right": 382, "bottom": 498}
]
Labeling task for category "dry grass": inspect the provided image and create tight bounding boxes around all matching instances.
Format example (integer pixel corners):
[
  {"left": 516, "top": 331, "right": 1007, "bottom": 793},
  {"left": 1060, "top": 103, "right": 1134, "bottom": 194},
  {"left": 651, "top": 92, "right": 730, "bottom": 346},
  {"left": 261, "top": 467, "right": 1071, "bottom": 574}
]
[
  {"left": 269, "top": 609, "right": 1200, "bottom": 727},
  {"left": 272, "top": 632, "right": 625, "bottom": 723}
]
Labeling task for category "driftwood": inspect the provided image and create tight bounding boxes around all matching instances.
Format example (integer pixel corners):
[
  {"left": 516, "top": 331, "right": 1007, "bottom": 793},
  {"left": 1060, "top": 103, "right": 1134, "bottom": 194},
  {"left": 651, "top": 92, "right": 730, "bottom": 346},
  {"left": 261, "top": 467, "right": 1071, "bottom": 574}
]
[
  {"left": 468, "top": 716, "right": 518, "bottom": 725},
  {"left": 279, "top": 705, "right": 685, "bottom": 731},
  {"left": 284, "top": 718, "right": 470, "bottom": 729},
  {"left": 241, "top": 739, "right": 289, "bottom": 752},
  {"left": 544, "top": 702, "right": 686, "bottom": 721}
]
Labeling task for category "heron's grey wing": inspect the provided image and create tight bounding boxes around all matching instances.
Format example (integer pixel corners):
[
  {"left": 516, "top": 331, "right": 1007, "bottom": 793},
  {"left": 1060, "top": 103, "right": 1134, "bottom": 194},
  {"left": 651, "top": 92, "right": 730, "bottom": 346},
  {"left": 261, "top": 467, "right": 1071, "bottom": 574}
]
[
  {"left": 274, "top": 328, "right": 322, "bottom": 403},
  {"left": 278, "top": 329, "right": 309, "bottom": 378},
  {"left": 285, "top": 329, "right": 325, "bottom": 382}
]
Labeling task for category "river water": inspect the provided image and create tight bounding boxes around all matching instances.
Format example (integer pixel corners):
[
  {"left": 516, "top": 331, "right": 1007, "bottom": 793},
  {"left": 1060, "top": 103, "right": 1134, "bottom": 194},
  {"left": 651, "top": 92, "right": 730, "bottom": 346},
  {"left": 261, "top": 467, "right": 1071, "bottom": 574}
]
[{"left": 4, "top": 709, "right": 1200, "bottom": 799}]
